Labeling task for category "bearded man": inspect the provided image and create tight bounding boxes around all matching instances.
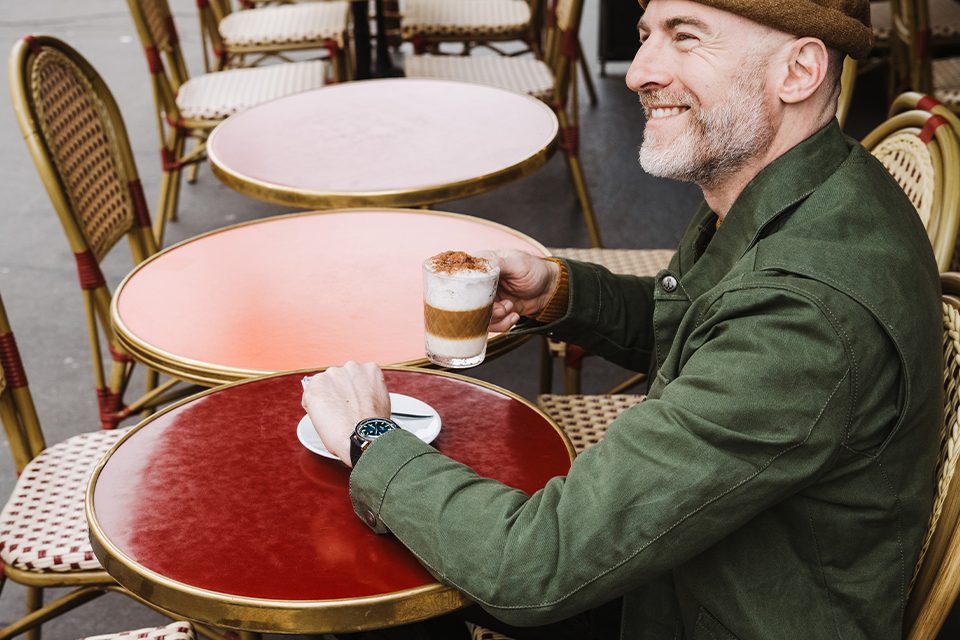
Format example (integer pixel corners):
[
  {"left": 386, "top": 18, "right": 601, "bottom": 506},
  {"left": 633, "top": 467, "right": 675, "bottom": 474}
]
[{"left": 304, "top": 1, "right": 944, "bottom": 638}]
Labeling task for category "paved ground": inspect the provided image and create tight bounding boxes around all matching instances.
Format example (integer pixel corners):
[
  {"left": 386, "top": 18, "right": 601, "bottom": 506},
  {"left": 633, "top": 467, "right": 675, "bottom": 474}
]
[{"left": 0, "top": 0, "right": 955, "bottom": 638}]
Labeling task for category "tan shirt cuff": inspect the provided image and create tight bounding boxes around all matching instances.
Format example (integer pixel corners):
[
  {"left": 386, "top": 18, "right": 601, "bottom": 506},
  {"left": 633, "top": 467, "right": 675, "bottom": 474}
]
[{"left": 534, "top": 258, "right": 570, "bottom": 324}]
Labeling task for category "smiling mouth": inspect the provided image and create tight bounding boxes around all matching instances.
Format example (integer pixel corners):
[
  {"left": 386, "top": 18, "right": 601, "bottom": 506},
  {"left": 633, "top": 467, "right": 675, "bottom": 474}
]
[{"left": 648, "top": 106, "right": 689, "bottom": 119}]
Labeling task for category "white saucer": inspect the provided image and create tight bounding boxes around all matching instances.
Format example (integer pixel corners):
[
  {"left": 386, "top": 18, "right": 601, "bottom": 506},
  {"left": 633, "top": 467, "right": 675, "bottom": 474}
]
[{"left": 297, "top": 392, "right": 441, "bottom": 459}]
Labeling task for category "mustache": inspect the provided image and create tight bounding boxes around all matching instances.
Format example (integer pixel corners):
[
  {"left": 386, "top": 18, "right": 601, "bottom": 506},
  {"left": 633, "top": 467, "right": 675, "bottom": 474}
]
[{"left": 637, "top": 90, "right": 696, "bottom": 111}]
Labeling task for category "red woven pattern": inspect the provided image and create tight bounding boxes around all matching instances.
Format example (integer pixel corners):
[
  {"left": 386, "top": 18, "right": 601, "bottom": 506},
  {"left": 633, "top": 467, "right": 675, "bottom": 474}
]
[
  {"left": 0, "top": 333, "right": 28, "bottom": 389},
  {"left": 919, "top": 115, "right": 949, "bottom": 143},
  {"left": 918, "top": 95, "right": 944, "bottom": 111},
  {"left": 128, "top": 180, "right": 151, "bottom": 229},
  {"left": 0, "top": 428, "right": 130, "bottom": 572},
  {"left": 73, "top": 250, "right": 106, "bottom": 291}
]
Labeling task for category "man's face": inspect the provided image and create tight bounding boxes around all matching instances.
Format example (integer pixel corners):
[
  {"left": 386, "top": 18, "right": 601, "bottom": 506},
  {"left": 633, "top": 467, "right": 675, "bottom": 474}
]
[{"left": 627, "top": 0, "right": 778, "bottom": 188}]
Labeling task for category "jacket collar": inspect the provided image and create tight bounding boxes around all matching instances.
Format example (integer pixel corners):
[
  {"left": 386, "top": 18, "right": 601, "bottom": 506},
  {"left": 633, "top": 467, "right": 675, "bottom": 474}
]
[{"left": 677, "top": 120, "right": 853, "bottom": 297}]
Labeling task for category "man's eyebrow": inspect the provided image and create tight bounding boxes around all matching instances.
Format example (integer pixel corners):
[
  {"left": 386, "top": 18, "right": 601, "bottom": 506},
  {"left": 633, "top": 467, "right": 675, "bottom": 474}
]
[{"left": 637, "top": 14, "right": 713, "bottom": 35}]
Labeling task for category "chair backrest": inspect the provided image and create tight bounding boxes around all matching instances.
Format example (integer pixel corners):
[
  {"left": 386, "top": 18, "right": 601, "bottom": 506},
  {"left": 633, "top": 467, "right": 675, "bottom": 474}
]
[
  {"left": 9, "top": 35, "right": 158, "bottom": 428},
  {"left": 542, "top": 0, "right": 585, "bottom": 103},
  {"left": 836, "top": 56, "right": 857, "bottom": 130},
  {"left": 903, "top": 273, "right": 960, "bottom": 639},
  {"left": 0, "top": 292, "right": 47, "bottom": 475},
  {"left": 196, "top": 0, "right": 233, "bottom": 70},
  {"left": 890, "top": 0, "right": 934, "bottom": 94},
  {"left": 125, "top": 0, "right": 192, "bottom": 124},
  {"left": 861, "top": 109, "right": 960, "bottom": 271}
]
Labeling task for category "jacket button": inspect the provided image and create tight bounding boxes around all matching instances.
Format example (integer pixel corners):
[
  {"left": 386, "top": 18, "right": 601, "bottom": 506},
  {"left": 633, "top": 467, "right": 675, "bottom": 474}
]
[
  {"left": 363, "top": 510, "right": 378, "bottom": 528},
  {"left": 661, "top": 275, "right": 678, "bottom": 293}
]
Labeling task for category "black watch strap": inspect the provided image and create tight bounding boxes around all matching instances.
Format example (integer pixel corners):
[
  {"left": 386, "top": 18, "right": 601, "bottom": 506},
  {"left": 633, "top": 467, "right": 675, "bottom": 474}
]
[{"left": 350, "top": 418, "right": 400, "bottom": 467}]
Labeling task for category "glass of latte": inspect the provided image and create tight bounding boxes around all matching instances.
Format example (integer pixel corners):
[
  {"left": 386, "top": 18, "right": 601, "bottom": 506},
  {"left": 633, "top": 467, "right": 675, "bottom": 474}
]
[{"left": 422, "top": 251, "right": 500, "bottom": 368}]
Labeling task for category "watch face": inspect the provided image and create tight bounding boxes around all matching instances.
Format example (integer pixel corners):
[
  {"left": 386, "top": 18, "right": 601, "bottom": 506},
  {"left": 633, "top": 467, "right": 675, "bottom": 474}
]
[{"left": 356, "top": 418, "right": 398, "bottom": 440}]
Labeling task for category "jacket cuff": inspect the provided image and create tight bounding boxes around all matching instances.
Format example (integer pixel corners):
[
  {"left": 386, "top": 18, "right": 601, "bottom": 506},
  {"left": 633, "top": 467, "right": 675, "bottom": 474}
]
[
  {"left": 349, "top": 428, "right": 439, "bottom": 534},
  {"left": 534, "top": 258, "right": 570, "bottom": 324}
]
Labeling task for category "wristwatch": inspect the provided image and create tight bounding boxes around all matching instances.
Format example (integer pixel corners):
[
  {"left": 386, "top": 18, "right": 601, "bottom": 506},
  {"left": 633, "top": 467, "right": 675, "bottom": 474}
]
[{"left": 350, "top": 417, "right": 400, "bottom": 467}]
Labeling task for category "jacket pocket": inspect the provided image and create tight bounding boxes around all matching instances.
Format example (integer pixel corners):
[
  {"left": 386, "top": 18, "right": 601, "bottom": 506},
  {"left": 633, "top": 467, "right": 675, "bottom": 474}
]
[{"left": 693, "top": 607, "right": 739, "bottom": 640}]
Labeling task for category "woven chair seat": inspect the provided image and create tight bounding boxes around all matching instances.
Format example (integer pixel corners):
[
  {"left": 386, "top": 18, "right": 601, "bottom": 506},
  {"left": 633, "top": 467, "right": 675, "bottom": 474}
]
[
  {"left": 176, "top": 60, "right": 326, "bottom": 121},
  {"left": 467, "top": 623, "right": 512, "bottom": 640},
  {"left": 934, "top": 57, "right": 960, "bottom": 110},
  {"left": 548, "top": 248, "right": 676, "bottom": 277},
  {"left": 220, "top": 1, "right": 350, "bottom": 48},
  {"left": 80, "top": 622, "right": 195, "bottom": 640},
  {"left": 0, "top": 427, "right": 131, "bottom": 573},
  {"left": 538, "top": 394, "right": 645, "bottom": 453},
  {"left": 871, "top": 0, "right": 960, "bottom": 44},
  {"left": 400, "top": 0, "right": 531, "bottom": 39},
  {"left": 405, "top": 54, "right": 553, "bottom": 99}
]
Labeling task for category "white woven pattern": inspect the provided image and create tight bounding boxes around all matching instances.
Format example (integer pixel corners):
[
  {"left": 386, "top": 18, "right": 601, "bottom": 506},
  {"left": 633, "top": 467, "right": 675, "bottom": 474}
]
[
  {"left": 405, "top": 54, "right": 553, "bottom": 99},
  {"left": 80, "top": 622, "right": 195, "bottom": 640},
  {"left": 934, "top": 57, "right": 960, "bottom": 110},
  {"left": 0, "top": 427, "right": 131, "bottom": 573},
  {"left": 176, "top": 60, "right": 326, "bottom": 121},
  {"left": 220, "top": 2, "right": 349, "bottom": 47},
  {"left": 548, "top": 248, "right": 675, "bottom": 277},
  {"left": 400, "top": 0, "right": 531, "bottom": 39},
  {"left": 869, "top": 131, "right": 936, "bottom": 228}
]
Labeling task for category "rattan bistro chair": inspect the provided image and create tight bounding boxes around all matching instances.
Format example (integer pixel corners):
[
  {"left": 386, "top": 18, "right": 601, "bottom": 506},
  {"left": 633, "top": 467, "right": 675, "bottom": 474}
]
[
  {"left": 0, "top": 288, "right": 203, "bottom": 639},
  {"left": 0, "top": 290, "right": 122, "bottom": 636},
  {"left": 888, "top": 0, "right": 960, "bottom": 112},
  {"left": 405, "top": 0, "right": 601, "bottom": 248},
  {"left": 196, "top": 0, "right": 351, "bottom": 80},
  {"left": 126, "top": 0, "right": 328, "bottom": 244},
  {"left": 903, "top": 273, "right": 960, "bottom": 640},
  {"left": 862, "top": 108, "right": 960, "bottom": 272},
  {"left": 8, "top": 35, "right": 201, "bottom": 430}
]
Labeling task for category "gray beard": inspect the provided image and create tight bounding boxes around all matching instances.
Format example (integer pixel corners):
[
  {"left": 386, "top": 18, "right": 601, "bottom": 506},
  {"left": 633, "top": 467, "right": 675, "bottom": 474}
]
[{"left": 638, "top": 67, "right": 774, "bottom": 189}]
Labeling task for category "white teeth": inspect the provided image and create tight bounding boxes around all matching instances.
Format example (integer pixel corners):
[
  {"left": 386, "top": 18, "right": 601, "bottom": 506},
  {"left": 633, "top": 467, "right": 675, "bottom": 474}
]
[{"left": 650, "top": 107, "right": 684, "bottom": 119}]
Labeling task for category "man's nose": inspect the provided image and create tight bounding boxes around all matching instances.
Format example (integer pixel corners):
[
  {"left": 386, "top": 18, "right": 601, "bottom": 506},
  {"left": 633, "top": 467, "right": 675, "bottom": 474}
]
[{"left": 626, "top": 37, "right": 672, "bottom": 92}]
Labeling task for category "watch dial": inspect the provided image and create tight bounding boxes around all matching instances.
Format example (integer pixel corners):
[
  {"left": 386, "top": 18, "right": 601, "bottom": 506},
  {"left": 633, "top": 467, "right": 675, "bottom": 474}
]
[{"left": 358, "top": 419, "right": 396, "bottom": 438}]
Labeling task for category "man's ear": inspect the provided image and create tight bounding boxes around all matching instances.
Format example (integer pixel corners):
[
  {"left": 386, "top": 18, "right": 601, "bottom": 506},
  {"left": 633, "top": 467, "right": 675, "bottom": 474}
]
[{"left": 778, "top": 38, "right": 829, "bottom": 104}]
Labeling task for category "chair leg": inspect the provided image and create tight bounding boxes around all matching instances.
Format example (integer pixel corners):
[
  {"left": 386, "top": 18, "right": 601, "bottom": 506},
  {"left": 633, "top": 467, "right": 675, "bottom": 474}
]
[
  {"left": 155, "top": 134, "right": 186, "bottom": 246},
  {"left": 563, "top": 344, "right": 585, "bottom": 395},
  {"left": 25, "top": 586, "right": 41, "bottom": 640},
  {"left": 556, "top": 110, "right": 602, "bottom": 247},
  {"left": 577, "top": 39, "right": 598, "bottom": 107},
  {"left": 0, "top": 586, "right": 109, "bottom": 640},
  {"left": 539, "top": 336, "right": 554, "bottom": 395}
]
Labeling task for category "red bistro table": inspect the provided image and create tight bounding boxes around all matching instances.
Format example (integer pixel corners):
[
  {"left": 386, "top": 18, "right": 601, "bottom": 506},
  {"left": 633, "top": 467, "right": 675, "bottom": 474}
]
[
  {"left": 87, "top": 368, "right": 575, "bottom": 634},
  {"left": 206, "top": 78, "right": 559, "bottom": 210},
  {"left": 111, "top": 208, "right": 548, "bottom": 386}
]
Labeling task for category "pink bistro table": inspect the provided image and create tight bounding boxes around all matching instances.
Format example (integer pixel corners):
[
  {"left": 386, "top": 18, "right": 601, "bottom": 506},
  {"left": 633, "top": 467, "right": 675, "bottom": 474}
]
[
  {"left": 206, "top": 78, "right": 560, "bottom": 209},
  {"left": 110, "top": 208, "right": 549, "bottom": 386}
]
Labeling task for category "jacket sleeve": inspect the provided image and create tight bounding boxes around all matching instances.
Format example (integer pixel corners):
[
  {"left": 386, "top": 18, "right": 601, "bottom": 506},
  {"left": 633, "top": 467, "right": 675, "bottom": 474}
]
[
  {"left": 532, "top": 258, "right": 658, "bottom": 372},
  {"left": 350, "top": 285, "right": 859, "bottom": 626}
]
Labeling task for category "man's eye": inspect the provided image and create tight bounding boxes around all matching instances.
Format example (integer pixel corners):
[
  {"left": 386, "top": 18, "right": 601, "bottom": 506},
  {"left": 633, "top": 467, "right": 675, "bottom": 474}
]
[
  {"left": 674, "top": 32, "right": 697, "bottom": 42},
  {"left": 673, "top": 32, "right": 699, "bottom": 48}
]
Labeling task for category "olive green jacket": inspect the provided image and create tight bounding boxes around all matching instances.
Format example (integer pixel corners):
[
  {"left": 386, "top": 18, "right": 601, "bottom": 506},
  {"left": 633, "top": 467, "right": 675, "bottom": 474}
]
[{"left": 350, "top": 122, "right": 943, "bottom": 639}]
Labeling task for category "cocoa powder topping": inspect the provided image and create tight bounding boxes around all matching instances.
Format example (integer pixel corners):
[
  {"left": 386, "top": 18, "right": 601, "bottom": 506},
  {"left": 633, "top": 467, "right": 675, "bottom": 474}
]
[{"left": 429, "top": 250, "right": 491, "bottom": 274}]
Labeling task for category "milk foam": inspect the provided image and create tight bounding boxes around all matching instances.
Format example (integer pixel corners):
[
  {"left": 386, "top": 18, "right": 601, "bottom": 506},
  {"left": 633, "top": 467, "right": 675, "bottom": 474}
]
[{"left": 423, "top": 262, "right": 499, "bottom": 311}]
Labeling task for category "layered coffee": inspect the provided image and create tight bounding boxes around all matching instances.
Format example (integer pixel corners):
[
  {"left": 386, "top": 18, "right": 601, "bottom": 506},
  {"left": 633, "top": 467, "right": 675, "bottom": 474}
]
[{"left": 422, "top": 251, "right": 500, "bottom": 368}]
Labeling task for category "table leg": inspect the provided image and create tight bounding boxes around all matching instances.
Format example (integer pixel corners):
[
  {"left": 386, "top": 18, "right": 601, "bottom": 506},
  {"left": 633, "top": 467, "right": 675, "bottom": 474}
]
[{"left": 352, "top": 0, "right": 372, "bottom": 79}]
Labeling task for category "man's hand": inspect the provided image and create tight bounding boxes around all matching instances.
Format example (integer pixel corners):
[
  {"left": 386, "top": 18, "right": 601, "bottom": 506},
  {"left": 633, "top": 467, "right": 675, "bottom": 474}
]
[
  {"left": 301, "top": 361, "right": 391, "bottom": 467},
  {"left": 483, "top": 250, "right": 560, "bottom": 332}
]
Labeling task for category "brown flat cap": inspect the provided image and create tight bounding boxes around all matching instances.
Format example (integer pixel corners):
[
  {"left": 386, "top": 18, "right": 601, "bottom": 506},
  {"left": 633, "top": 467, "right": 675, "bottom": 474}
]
[{"left": 639, "top": 0, "right": 873, "bottom": 59}]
